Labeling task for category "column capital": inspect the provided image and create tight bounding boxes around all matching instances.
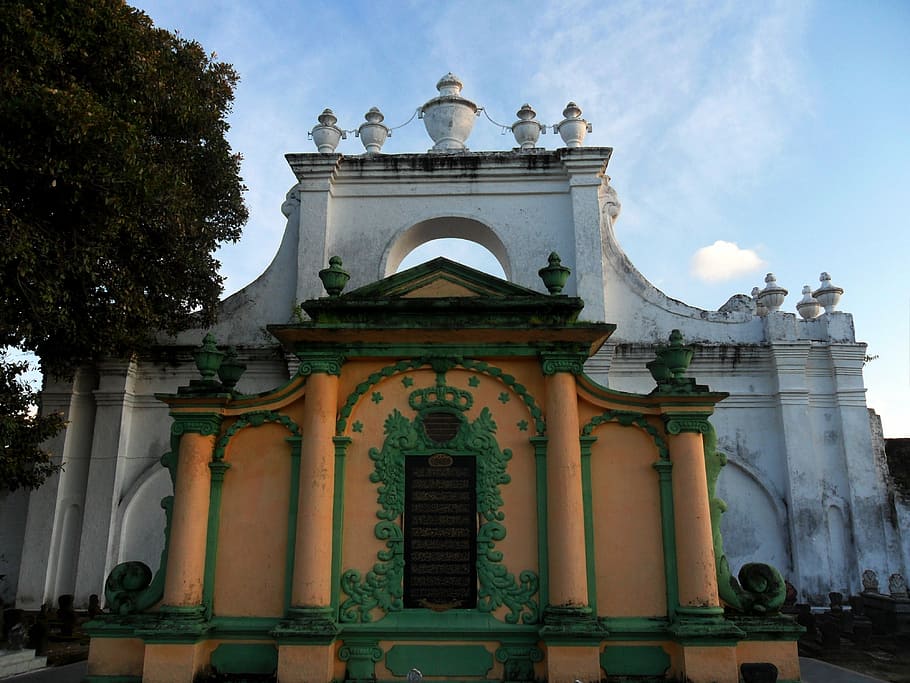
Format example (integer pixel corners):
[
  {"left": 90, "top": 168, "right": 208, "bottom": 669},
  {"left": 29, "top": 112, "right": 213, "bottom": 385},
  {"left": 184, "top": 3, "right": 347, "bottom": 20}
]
[
  {"left": 296, "top": 351, "right": 345, "bottom": 376},
  {"left": 539, "top": 351, "right": 587, "bottom": 376},
  {"left": 171, "top": 413, "right": 222, "bottom": 437},
  {"left": 663, "top": 413, "right": 712, "bottom": 435}
]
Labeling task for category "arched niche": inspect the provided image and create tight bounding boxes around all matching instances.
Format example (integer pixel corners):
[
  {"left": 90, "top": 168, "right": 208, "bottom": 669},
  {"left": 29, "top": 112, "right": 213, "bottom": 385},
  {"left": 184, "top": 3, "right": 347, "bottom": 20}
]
[
  {"left": 717, "top": 460, "right": 791, "bottom": 577},
  {"left": 382, "top": 217, "right": 512, "bottom": 280}
]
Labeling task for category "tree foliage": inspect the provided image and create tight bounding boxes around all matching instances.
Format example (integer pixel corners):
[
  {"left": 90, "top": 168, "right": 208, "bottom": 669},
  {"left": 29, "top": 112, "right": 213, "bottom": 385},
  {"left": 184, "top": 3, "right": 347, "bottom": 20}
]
[
  {"left": 0, "top": 353, "right": 65, "bottom": 492},
  {"left": 0, "top": 0, "right": 248, "bottom": 377}
]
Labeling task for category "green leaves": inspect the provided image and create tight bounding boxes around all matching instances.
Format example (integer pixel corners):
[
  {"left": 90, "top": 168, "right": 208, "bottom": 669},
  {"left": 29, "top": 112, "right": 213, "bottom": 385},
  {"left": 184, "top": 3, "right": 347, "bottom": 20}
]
[
  {"left": 0, "top": 353, "right": 64, "bottom": 491},
  {"left": 0, "top": 0, "right": 248, "bottom": 378}
]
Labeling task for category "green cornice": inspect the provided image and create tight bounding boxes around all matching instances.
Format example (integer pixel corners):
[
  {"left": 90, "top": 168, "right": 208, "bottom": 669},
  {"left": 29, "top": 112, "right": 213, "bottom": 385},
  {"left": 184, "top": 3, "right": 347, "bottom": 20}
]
[{"left": 296, "top": 351, "right": 345, "bottom": 376}]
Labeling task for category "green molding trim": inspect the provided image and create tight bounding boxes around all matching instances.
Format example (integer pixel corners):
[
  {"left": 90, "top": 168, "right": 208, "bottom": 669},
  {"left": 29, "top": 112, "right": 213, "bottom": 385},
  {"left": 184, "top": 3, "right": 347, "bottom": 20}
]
[
  {"left": 211, "top": 643, "right": 278, "bottom": 675},
  {"left": 272, "top": 606, "right": 338, "bottom": 644},
  {"left": 385, "top": 644, "right": 494, "bottom": 677},
  {"left": 601, "top": 645, "right": 671, "bottom": 677},
  {"left": 171, "top": 413, "right": 222, "bottom": 436},
  {"left": 286, "top": 436, "right": 303, "bottom": 612},
  {"left": 339, "top": 609, "right": 537, "bottom": 639},
  {"left": 539, "top": 605, "right": 607, "bottom": 643},
  {"left": 663, "top": 413, "right": 712, "bottom": 435},
  {"left": 213, "top": 410, "right": 301, "bottom": 461},
  {"left": 539, "top": 351, "right": 587, "bottom": 376},
  {"left": 581, "top": 410, "right": 669, "bottom": 460},
  {"left": 729, "top": 614, "right": 804, "bottom": 641},
  {"left": 296, "top": 351, "right": 345, "bottom": 376},
  {"left": 337, "top": 359, "right": 427, "bottom": 434},
  {"left": 530, "top": 436, "right": 549, "bottom": 610},
  {"left": 336, "top": 357, "right": 546, "bottom": 436},
  {"left": 339, "top": 639, "right": 383, "bottom": 680},
  {"left": 459, "top": 359, "right": 546, "bottom": 436},
  {"left": 339, "top": 398, "right": 538, "bottom": 624},
  {"left": 579, "top": 436, "right": 596, "bottom": 612},
  {"left": 704, "top": 423, "right": 787, "bottom": 615},
  {"left": 653, "top": 460, "right": 680, "bottom": 620},
  {"left": 495, "top": 644, "right": 544, "bottom": 682},
  {"left": 331, "top": 436, "right": 351, "bottom": 612},
  {"left": 202, "top": 460, "right": 231, "bottom": 619},
  {"left": 598, "top": 616, "right": 671, "bottom": 639},
  {"left": 209, "top": 616, "right": 282, "bottom": 636},
  {"left": 135, "top": 605, "right": 210, "bottom": 642}
]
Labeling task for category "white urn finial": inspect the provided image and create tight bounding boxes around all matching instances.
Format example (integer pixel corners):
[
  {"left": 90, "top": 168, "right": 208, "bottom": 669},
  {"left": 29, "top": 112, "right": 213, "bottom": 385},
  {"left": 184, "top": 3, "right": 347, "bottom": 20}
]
[
  {"left": 796, "top": 285, "right": 821, "bottom": 320},
  {"left": 356, "top": 107, "right": 390, "bottom": 154},
  {"left": 812, "top": 271, "right": 844, "bottom": 313},
  {"left": 419, "top": 73, "right": 479, "bottom": 152},
  {"left": 511, "top": 104, "right": 544, "bottom": 150},
  {"left": 751, "top": 286, "right": 768, "bottom": 317},
  {"left": 553, "top": 101, "right": 592, "bottom": 148},
  {"left": 757, "top": 273, "right": 787, "bottom": 313},
  {"left": 311, "top": 108, "right": 346, "bottom": 153}
]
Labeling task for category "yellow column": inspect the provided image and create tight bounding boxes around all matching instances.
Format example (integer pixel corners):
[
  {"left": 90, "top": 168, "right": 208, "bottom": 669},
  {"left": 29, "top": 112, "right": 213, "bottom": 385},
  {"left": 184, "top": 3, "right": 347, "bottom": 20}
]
[
  {"left": 291, "top": 369, "right": 339, "bottom": 607},
  {"left": 540, "top": 354, "right": 602, "bottom": 683},
  {"left": 162, "top": 417, "right": 220, "bottom": 607},
  {"left": 543, "top": 369, "right": 589, "bottom": 607},
  {"left": 278, "top": 353, "right": 343, "bottom": 683},
  {"left": 665, "top": 423, "right": 720, "bottom": 609},
  {"left": 665, "top": 414, "right": 738, "bottom": 683}
]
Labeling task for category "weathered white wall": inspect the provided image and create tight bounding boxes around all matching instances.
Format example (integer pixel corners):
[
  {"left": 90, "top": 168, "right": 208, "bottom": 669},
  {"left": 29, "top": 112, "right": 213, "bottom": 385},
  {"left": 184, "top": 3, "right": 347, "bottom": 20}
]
[{"left": 8, "top": 148, "right": 907, "bottom": 608}]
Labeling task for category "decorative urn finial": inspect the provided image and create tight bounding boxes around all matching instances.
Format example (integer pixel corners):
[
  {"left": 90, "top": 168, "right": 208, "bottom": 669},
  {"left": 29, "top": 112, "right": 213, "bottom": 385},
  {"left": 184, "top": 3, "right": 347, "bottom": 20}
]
[
  {"left": 419, "top": 73, "right": 479, "bottom": 152},
  {"left": 796, "top": 285, "right": 821, "bottom": 320},
  {"left": 217, "top": 348, "right": 247, "bottom": 389},
  {"left": 553, "top": 102, "right": 592, "bottom": 148},
  {"left": 193, "top": 333, "right": 224, "bottom": 381},
  {"left": 318, "top": 255, "right": 350, "bottom": 296},
  {"left": 357, "top": 107, "right": 390, "bottom": 154},
  {"left": 812, "top": 272, "right": 844, "bottom": 313},
  {"left": 538, "top": 252, "right": 571, "bottom": 294},
  {"left": 311, "top": 108, "right": 346, "bottom": 153},
  {"left": 751, "top": 287, "right": 768, "bottom": 317},
  {"left": 511, "top": 104, "right": 544, "bottom": 150},
  {"left": 757, "top": 273, "right": 787, "bottom": 313}
]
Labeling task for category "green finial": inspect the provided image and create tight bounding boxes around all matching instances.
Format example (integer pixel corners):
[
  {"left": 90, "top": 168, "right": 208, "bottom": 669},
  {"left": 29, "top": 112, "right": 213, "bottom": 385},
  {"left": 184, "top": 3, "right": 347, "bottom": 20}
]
[
  {"left": 193, "top": 333, "right": 224, "bottom": 381},
  {"left": 217, "top": 347, "right": 247, "bottom": 389},
  {"left": 319, "top": 255, "right": 351, "bottom": 296},
  {"left": 538, "top": 251, "right": 571, "bottom": 295}
]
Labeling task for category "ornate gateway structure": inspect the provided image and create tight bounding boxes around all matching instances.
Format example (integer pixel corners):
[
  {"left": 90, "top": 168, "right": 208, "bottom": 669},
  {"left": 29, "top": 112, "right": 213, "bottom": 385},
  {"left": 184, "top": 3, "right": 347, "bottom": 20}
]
[
  {"left": 5, "top": 74, "right": 905, "bottom": 681},
  {"left": 86, "top": 258, "right": 799, "bottom": 682}
]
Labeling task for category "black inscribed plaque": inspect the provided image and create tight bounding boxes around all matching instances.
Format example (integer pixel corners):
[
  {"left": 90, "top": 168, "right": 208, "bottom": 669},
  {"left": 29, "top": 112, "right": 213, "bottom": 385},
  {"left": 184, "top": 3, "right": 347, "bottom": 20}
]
[{"left": 404, "top": 453, "right": 477, "bottom": 609}]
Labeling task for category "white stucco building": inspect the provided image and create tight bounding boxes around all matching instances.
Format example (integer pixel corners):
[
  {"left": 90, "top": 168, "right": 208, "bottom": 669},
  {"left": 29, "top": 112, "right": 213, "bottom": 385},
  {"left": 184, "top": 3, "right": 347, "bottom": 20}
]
[{"left": 2, "top": 75, "right": 906, "bottom": 610}]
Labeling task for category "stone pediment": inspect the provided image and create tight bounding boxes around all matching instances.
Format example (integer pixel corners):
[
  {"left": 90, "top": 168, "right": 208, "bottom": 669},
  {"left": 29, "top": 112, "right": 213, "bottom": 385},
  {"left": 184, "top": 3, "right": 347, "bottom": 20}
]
[{"left": 344, "top": 257, "right": 542, "bottom": 299}]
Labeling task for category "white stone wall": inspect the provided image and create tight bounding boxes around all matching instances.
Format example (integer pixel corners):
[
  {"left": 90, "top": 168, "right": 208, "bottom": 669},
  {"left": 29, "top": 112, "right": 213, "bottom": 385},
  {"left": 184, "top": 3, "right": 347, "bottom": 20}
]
[{"left": 8, "top": 149, "right": 907, "bottom": 608}]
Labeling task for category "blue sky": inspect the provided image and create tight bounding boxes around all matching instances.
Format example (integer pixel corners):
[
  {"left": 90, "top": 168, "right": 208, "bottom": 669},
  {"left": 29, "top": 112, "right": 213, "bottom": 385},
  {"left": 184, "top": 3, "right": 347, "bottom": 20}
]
[{"left": 130, "top": 0, "right": 909, "bottom": 437}]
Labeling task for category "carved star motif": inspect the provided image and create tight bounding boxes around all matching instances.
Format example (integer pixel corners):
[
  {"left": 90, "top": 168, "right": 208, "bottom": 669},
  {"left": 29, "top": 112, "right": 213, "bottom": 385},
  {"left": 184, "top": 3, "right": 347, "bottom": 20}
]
[{"left": 401, "top": 376, "right": 414, "bottom": 387}]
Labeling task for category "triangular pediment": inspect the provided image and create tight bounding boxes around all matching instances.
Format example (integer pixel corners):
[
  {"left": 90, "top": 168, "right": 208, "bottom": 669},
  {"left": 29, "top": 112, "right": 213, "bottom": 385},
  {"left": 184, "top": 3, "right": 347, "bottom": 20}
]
[
  {"left": 345, "top": 257, "right": 542, "bottom": 299},
  {"left": 290, "top": 256, "right": 596, "bottom": 332}
]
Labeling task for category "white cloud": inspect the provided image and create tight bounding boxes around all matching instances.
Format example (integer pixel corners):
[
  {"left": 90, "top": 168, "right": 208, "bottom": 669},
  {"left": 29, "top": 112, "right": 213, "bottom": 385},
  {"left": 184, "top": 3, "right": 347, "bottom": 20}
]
[{"left": 690, "top": 240, "right": 765, "bottom": 282}]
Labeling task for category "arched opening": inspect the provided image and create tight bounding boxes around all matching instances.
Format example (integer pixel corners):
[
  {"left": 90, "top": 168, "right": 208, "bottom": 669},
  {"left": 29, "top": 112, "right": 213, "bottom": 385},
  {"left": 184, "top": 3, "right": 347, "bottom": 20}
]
[{"left": 384, "top": 217, "right": 510, "bottom": 280}]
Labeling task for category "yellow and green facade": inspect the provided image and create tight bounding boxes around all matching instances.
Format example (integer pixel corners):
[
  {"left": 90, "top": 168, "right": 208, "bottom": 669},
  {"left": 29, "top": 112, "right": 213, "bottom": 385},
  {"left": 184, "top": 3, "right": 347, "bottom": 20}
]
[{"left": 84, "top": 257, "right": 801, "bottom": 682}]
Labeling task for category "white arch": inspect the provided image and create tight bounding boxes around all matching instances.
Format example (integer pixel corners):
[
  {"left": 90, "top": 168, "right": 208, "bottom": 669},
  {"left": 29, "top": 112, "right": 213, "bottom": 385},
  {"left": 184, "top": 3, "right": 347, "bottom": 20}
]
[{"left": 381, "top": 216, "right": 512, "bottom": 280}]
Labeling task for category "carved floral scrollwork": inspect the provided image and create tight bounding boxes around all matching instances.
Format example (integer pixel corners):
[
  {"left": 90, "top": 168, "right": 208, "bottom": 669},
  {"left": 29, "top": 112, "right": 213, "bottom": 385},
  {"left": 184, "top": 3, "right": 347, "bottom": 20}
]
[{"left": 339, "top": 398, "right": 539, "bottom": 624}]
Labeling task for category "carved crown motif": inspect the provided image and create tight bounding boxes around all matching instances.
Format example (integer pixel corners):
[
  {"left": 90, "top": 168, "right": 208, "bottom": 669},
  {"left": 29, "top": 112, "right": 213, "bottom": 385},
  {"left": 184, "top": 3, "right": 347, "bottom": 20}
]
[{"left": 408, "top": 383, "right": 474, "bottom": 413}]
